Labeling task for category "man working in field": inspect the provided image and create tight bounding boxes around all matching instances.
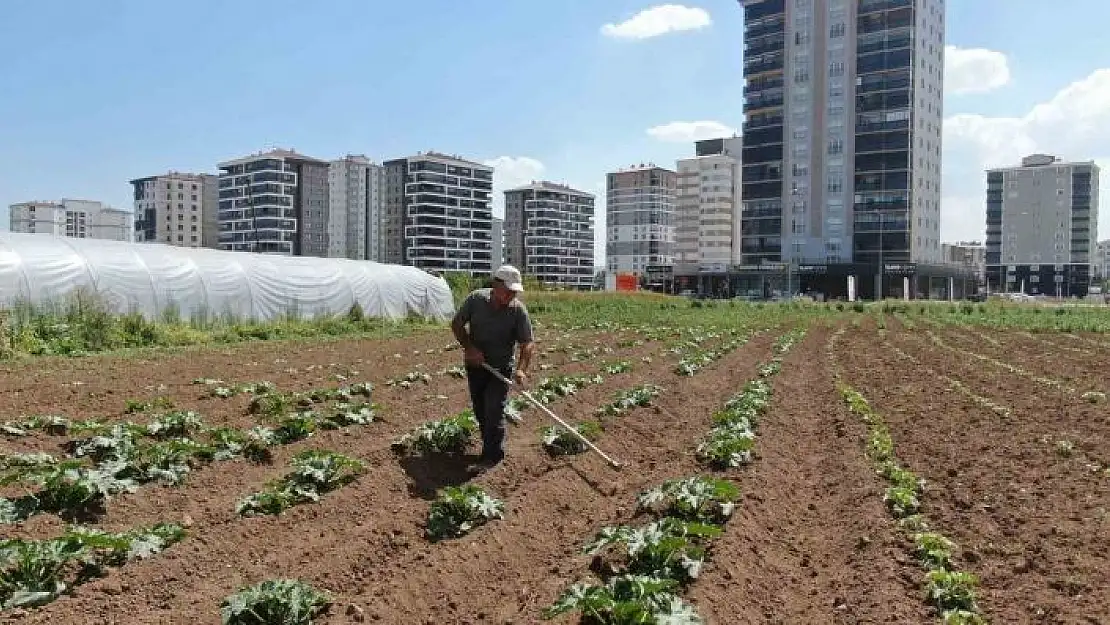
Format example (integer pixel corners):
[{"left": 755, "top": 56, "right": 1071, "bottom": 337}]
[{"left": 451, "top": 265, "right": 536, "bottom": 467}]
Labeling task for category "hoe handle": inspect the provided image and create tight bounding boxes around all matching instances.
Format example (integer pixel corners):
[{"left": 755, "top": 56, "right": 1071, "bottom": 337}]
[{"left": 480, "top": 363, "right": 623, "bottom": 469}]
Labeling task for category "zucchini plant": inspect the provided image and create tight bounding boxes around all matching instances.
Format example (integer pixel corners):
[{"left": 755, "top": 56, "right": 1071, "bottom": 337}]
[
  {"left": 425, "top": 484, "right": 504, "bottom": 542},
  {"left": 0, "top": 523, "right": 184, "bottom": 611},
  {"left": 595, "top": 384, "right": 664, "bottom": 418},
  {"left": 237, "top": 451, "right": 365, "bottom": 516},
  {"left": 220, "top": 578, "right": 331, "bottom": 625},
  {"left": 391, "top": 410, "right": 478, "bottom": 455},
  {"left": 540, "top": 421, "right": 603, "bottom": 457}
]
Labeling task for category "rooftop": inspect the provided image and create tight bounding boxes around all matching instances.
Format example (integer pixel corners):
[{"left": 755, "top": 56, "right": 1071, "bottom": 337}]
[
  {"left": 989, "top": 153, "right": 1099, "bottom": 171},
  {"left": 387, "top": 150, "right": 491, "bottom": 170},
  {"left": 506, "top": 180, "right": 595, "bottom": 196},
  {"left": 217, "top": 148, "right": 329, "bottom": 168},
  {"left": 129, "top": 171, "right": 217, "bottom": 184},
  {"left": 609, "top": 162, "right": 676, "bottom": 174}
]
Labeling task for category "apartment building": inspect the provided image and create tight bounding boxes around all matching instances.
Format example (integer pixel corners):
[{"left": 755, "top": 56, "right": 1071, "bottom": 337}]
[
  {"left": 605, "top": 165, "right": 677, "bottom": 275},
  {"left": 985, "top": 154, "right": 1100, "bottom": 296},
  {"left": 1095, "top": 239, "right": 1109, "bottom": 281},
  {"left": 327, "top": 155, "right": 383, "bottom": 261},
  {"left": 675, "top": 138, "right": 742, "bottom": 268},
  {"left": 504, "top": 181, "right": 595, "bottom": 289},
  {"left": 940, "top": 241, "right": 986, "bottom": 283},
  {"left": 130, "top": 172, "right": 218, "bottom": 248},
  {"left": 9, "top": 199, "right": 132, "bottom": 242},
  {"left": 382, "top": 152, "right": 495, "bottom": 275},
  {"left": 739, "top": 0, "right": 946, "bottom": 298},
  {"left": 491, "top": 217, "right": 504, "bottom": 269},
  {"left": 216, "top": 149, "right": 330, "bottom": 256}
]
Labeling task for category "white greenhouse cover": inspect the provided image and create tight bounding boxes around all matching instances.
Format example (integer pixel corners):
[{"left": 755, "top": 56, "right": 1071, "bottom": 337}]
[{"left": 0, "top": 233, "right": 456, "bottom": 322}]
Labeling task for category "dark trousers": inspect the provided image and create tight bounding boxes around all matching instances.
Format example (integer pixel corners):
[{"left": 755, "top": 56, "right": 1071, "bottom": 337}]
[{"left": 465, "top": 364, "right": 511, "bottom": 460}]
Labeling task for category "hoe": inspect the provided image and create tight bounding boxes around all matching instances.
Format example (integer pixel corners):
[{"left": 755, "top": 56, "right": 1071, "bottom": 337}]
[{"left": 482, "top": 362, "right": 623, "bottom": 470}]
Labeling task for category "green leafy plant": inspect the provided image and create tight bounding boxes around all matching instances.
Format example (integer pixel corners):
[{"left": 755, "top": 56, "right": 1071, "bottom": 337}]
[
  {"left": 596, "top": 384, "right": 664, "bottom": 418},
  {"left": 913, "top": 532, "right": 956, "bottom": 569},
  {"left": 883, "top": 485, "right": 921, "bottom": 518},
  {"left": 391, "top": 410, "right": 478, "bottom": 455},
  {"left": 583, "top": 518, "right": 721, "bottom": 584},
  {"left": 426, "top": 484, "right": 504, "bottom": 541},
  {"left": 0, "top": 523, "right": 184, "bottom": 610},
  {"left": 220, "top": 578, "right": 332, "bottom": 625},
  {"left": 925, "top": 569, "right": 980, "bottom": 614},
  {"left": 540, "top": 421, "right": 603, "bottom": 456},
  {"left": 386, "top": 371, "right": 431, "bottom": 388},
  {"left": 236, "top": 451, "right": 365, "bottom": 516},
  {"left": 124, "top": 396, "right": 175, "bottom": 414},
  {"left": 542, "top": 573, "right": 703, "bottom": 624},
  {"left": 600, "top": 361, "right": 632, "bottom": 375},
  {"left": 635, "top": 476, "right": 738, "bottom": 526},
  {"left": 145, "top": 410, "right": 205, "bottom": 439},
  {"left": 695, "top": 424, "right": 755, "bottom": 469}
]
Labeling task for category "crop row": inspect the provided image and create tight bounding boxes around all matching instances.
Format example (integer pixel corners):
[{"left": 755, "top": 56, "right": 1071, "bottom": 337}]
[
  {"left": 919, "top": 329, "right": 1105, "bottom": 401},
  {"left": 838, "top": 384, "right": 987, "bottom": 624},
  {"left": 542, "top": 327, "right": 802, "bottom": 622},
  {"left": 0, "top": 523, "right": 185, "bottom": 611},
  {"left": 1, "top": 383, "right": 380, "bottom": 527}
]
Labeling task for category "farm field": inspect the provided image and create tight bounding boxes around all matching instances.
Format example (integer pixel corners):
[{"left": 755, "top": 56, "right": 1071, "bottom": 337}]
[{"left": 1, "top": 295, "right": 1109, "bottom": 624}]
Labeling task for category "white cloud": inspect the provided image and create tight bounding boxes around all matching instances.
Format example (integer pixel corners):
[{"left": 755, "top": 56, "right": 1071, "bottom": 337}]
[
  {"left": 601, "top": 5, "right": 711, "bottom": 40},
  {"left": 646, "top": 120, "right": 737, "bottom": 143},
  {"left": 942, "top": 68, "right": 1110, "bottom": 242},
  {"left": 944, "top": 45, "right": 1011, "bottom": 95},
  {"left": 482, "top": 156, "right": 545, "bottom": 218}
]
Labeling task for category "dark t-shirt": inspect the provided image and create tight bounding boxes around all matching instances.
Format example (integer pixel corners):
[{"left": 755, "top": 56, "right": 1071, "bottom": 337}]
[{"left": 453, "top": 288, "right": 534, "bottom": 369}]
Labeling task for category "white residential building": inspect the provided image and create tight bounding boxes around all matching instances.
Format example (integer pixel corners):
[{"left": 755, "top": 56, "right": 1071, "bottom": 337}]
[
  {"left": 504, "top": 181, "right": 595, "bottom": 289},
  {"left": 382, "top": 151, "right": 495, "bottom": 275},
  {"left": 491, "top": 217, "right": 504, "bottom": 269},
  {"left": 130, "top": 172, "right": 219, "bottom": 248},
  {"left": 9, "top": 199, "right": 132, "bottom": 242},
  {"left": 676, "top": 146, "right": 742, "bottom": 269},
  {"left": 327, "top": 155, "right": 383, "bottom": 260},
  {"left": 605, "top": 164, "right": 677, "bottom": 275}
]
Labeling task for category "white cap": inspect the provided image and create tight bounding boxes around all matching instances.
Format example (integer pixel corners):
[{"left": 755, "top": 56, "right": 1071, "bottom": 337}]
[{"left": 492, "top": 265, "right": 524, "bottom": 292}]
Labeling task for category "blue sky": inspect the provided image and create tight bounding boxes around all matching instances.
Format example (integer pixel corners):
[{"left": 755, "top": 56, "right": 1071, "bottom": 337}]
[{"left": 2, "top": 0, "right": 1109, "bottom": 265}]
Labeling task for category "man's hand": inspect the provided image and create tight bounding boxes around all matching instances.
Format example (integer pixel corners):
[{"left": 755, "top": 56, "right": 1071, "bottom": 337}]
[
  {"left": 513, "top": 370, "right": 528, "bottom": 386},
  {"left": 463, "top": 346, "right": 485, "bottom": 366}
]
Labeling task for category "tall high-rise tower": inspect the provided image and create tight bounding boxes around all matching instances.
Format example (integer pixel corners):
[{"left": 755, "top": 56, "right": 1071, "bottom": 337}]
[{"left": 740, "top": 0, "right": 945, "bottom": 298}]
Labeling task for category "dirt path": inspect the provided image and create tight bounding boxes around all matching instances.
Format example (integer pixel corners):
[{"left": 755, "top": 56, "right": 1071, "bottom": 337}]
[
  {"left": 685, "top": 324, "right": 932, "bottom": 624},
  {"left": 837, "top": 324, "right": 1110, "bottom": 624}
]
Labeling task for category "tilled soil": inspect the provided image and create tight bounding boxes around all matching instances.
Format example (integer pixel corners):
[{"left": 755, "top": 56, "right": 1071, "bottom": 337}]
[
  {"left": 1, "top": 325, "right": 757, "bottom": 624},
  {"left": 320, "top": 330, "right": 782, "bottom": 625},
  {"left": 889, "top": 326, "right": 1110, "bottom": 463},
  {"left": 926, "top": 323, "right": 1110, "bottom": 393},
  {"left": 7, "top": 318, "right": 1107, "bottom": 625},
  {"left": 684, "top": 324, "right": 933, "bottom": 625},
  {"left": 838, "top": 323, "right": 1110, "bottom": 625}
]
